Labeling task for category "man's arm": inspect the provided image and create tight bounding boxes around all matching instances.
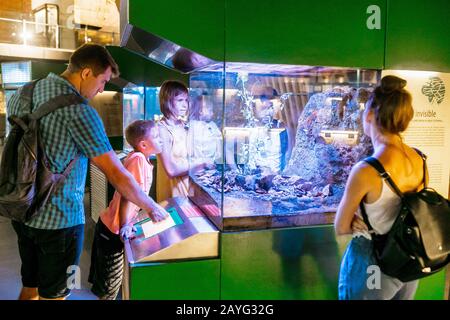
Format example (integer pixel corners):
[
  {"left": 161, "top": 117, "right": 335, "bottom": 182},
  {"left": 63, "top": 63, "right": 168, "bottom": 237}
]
[
  {"left": 118, "top": 198, "right": 138, "bottom": 241},
  {"left": 91, "top": 150, "right": 167, "bottom": 222}
]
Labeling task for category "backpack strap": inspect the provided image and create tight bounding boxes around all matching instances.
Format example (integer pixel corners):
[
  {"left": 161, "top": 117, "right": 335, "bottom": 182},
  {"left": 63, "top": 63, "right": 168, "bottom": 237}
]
[
  {"left": 56, "top": 153, "right": 80, "bottom": 187},
  {"left": 359, "top": 202, "right": 374, "bottom": 233},
  {"left": 26, "top": 87, "right": 85, "bottom": 180},
  {"left": 29, "top": 94, "right": 85, "bottom": 121},
  {"left": 7, "top": 80, "right": 40, "bottom": 127},
  {"left": 412, "top": 148, "right": 428, "bottom": 188},
  {"left": 32, "top": 93, "right": 85, "bottom": 179},
  {"left": 363, "top": 157, "right": 404, "bottom": 198},
  {"left": 20, "top": 79, "right": 40, "bottom": 103}
]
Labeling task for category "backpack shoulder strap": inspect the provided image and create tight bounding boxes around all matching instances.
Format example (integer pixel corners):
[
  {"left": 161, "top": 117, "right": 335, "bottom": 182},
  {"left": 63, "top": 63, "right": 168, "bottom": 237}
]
[
  {"left": 7, "top": 80, "right": 40, "bottom": 127},
  {"left": 412, "top": 147, "right": 428, "bottom": 188},
  {"left": 29, "top": 94, "right": 85, "bottom": 121},
  {"left": 19, "top": 80, "right": 40, "bottom": 102},
  {"left": 363, "top": 157, "right": 404, "bottom": 198},
  {"left": 27, "top": 92, "right": 84, "bottom": 180}
]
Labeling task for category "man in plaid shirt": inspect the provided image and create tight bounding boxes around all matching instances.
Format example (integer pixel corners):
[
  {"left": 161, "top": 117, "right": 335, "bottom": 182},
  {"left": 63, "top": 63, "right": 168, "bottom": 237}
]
[{"left": 8, "top": 44, "right": 167, "bottom": 300}]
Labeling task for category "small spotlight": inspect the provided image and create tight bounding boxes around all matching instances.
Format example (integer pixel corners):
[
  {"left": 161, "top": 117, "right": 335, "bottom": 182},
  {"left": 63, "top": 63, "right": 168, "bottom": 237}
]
[{"left": 19, "top": 32, "right": 33, "bottom": 40}]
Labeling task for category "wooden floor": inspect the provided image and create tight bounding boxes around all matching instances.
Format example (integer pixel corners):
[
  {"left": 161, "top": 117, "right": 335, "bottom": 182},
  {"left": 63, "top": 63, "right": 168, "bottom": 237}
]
[{"left": 0, "top": 192, "right": 99, "bottom": 300}]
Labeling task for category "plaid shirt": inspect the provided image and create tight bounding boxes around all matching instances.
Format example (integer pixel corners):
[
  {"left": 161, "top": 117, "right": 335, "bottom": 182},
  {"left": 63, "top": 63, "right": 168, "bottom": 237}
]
[{"left": 7, "top": 73, "right": 112, "bottom": 229}]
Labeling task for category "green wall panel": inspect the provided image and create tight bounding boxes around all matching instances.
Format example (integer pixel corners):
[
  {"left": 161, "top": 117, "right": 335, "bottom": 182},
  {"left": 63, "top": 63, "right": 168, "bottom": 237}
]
[
  {"left": 130, "top": 259, "right": 220, "bottom": 300},
  {"left": 385, "top": 0, "right": 450, "bottom": 72},
  {"left": 221, "top": 225, "right": 348, "bottom": 299},
  {"left": 129, "top": 0, "right": 224, "bottom": 61},
  {"left": 225, "top": 0, "right": 386, "bottom": 68},
  {"left": 414, "top": 269, "right": 447, "bottom": 300}
]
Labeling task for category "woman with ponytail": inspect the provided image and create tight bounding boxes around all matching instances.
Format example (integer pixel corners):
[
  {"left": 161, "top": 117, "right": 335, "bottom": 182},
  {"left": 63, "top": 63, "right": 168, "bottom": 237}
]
[{"left": 334, "top": 75, "right": 426, "bottom": 299}]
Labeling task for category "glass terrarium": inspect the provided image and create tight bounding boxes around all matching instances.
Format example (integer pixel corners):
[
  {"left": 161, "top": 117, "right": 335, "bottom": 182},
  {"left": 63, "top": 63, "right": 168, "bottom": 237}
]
[{"left": 188, "top": 63, "right": 380, "bottom": 231}]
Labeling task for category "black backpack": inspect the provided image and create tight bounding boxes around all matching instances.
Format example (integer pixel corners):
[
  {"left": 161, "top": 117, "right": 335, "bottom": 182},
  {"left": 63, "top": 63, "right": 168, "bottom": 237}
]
[
  {"left": 0, "top": 80, "right": 84, "bottom": 223},
  {"left": 360, "top": 151, "right": 450, "bottom": 282}
]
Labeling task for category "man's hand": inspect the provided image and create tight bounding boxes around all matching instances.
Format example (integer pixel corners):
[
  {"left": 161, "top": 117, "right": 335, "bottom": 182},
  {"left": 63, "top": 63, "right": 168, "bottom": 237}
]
[
  {"left": 119, "top": 224, "right": 137, "bottom": 242},
  {"left": 148, "top": 203, "right": 169, "bottom": 223}
]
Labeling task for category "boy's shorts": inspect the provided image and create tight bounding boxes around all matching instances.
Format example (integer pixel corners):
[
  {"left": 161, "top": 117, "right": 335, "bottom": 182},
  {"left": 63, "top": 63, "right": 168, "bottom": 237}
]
[
  {"left": 11, "top": 221, "right": 84, "bottom": 299},
  {"left": 88, "top": 218, "right": 124, "bottom": 300}
]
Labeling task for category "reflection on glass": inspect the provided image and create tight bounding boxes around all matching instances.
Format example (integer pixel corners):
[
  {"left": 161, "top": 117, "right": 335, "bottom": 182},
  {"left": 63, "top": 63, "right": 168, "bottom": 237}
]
[{"left": 121, "top": 24, "right": 216, "bottom": 73}]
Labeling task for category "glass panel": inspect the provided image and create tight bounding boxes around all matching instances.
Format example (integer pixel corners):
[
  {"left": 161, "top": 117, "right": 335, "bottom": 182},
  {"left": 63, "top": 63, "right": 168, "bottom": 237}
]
[
  {"left": 189, "top": 62, "right": 380, "bottom": 231},
  {"left": 144, "top": 87, "right": 162, "bottom": 121},
  {"left": 122, "top": 85, "right": 145, "bottom": 152},
  {"left": 188, "top": 67, "right": 225, "bottom": 229}
]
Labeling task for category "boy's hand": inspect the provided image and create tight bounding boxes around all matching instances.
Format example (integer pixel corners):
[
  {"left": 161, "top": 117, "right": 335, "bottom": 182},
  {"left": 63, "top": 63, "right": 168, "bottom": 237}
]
[
  {"left": 119, "top": 224, "right": 137, "bottom": 242},
  {"left": 148, "top": 203, "right": 168, "bottom": 222}
]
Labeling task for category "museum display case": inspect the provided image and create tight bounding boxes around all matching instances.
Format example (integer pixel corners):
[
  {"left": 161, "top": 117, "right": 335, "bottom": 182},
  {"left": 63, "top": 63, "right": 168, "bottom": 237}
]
[{"left": 187, "top": 63, "right": 380, "bottom": 230}]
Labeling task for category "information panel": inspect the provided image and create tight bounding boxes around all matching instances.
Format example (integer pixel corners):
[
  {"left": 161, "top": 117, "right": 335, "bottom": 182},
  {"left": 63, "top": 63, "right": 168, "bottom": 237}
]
[
  {"left": 134, "top": 207, "right": 183, "bottom": 239},
  {"left": 382, "top": 70, "right": 450, "bottom": 197}
]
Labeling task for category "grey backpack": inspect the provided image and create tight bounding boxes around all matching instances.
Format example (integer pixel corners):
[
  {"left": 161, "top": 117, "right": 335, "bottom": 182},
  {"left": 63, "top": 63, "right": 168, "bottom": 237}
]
[{"left": 0, "top": 80, "right": 84, "bottom": 222}]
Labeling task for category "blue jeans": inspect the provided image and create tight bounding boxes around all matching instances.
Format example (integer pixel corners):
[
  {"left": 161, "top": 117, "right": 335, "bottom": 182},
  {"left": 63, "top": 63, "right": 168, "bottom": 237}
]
[{"left": 338, "top": 236, "right": 418, "bottom": 300}]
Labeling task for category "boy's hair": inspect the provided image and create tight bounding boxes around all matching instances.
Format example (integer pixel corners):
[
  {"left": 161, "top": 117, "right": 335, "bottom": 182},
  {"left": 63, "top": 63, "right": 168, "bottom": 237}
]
[
  {"left": 125, "top": 120, "right": 156, "bottom": 150},
  {"left": 159, "top": 80, "right": 188, "bottom": 119},
  {"left": 67, "top": 44, "right": 120, "bottom": 78}
]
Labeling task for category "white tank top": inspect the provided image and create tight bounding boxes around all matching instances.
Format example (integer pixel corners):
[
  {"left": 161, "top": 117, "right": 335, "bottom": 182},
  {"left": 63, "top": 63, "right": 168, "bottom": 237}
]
[{"left": 355, "top": 179, "right": 401, "bottom": 238}]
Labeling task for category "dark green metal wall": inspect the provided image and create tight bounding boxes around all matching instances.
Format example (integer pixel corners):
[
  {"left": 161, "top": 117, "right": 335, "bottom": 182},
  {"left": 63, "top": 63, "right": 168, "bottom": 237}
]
[
  {"left": 220, "top": 225, "right": 345, "bottom": 299},
  {"left": 129, "top": 0, "right": 225, "bottom": 61},
  {"left": 385, "top": 0, "right": 450, "bottom": 72},
  {"left": 31, "top": 61, "right": 66, "bottom": 79},
  {"left": 129, "top": 259, "right": 221, "bottom": 299},
  {"left": 225, "top": 0, "right": 386, "bottom": 68},
  {"left": 128, "top": 0, "right": 450, "bottom": 71}
]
